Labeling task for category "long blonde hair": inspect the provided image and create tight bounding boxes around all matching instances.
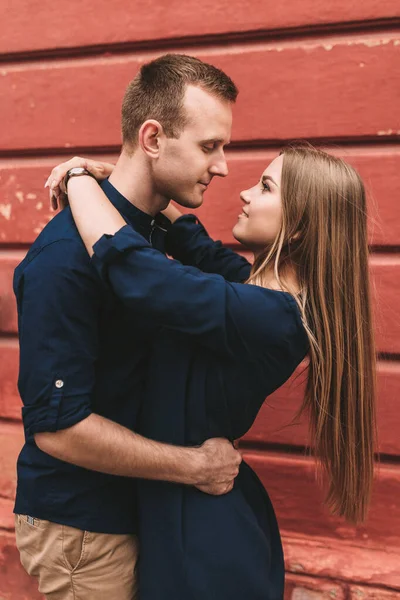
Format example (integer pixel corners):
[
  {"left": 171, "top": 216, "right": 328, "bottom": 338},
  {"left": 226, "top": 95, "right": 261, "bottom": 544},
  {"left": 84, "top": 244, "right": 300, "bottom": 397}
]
[{"left": 248, "top": 144, "right": 377, "bottom": 522}]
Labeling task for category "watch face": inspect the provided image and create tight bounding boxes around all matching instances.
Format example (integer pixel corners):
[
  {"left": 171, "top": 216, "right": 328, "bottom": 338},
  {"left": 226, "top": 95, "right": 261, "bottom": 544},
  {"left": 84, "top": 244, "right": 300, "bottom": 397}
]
[{"left": 69, "top": 167, "right": 86, "bottom": 175}]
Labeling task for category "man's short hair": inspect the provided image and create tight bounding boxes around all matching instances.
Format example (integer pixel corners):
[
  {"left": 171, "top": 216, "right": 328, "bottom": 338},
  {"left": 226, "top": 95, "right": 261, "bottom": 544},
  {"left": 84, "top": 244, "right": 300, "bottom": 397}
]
[{"left": 121, "top": 54, "right": 238, "bottom": 150}]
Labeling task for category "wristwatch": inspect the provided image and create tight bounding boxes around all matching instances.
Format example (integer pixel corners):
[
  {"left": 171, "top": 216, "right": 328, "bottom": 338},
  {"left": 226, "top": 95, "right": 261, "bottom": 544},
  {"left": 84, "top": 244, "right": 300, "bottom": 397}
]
[{"left": 62, "top": 167, "right": 95, "bottom": 192}]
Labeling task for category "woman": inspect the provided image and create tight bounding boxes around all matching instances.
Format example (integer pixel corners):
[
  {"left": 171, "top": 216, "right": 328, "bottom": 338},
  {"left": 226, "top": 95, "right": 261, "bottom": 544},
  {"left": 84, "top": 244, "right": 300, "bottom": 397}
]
[{"left": 46, "top": 145, "right": 376, "bottom": 599}]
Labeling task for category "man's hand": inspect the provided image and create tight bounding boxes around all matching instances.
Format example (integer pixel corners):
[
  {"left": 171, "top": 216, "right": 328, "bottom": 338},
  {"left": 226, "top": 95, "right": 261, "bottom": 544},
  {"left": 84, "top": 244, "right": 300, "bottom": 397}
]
[{"left": 194, "top": 438, "right": 242, "bottom": 495}]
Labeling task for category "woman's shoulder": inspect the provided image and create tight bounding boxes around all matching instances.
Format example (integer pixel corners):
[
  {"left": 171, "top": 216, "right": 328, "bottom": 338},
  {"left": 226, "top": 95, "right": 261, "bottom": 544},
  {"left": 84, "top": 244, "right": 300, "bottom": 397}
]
[{"left": 232, "top": 283, "right": 308, "bottom": 356}]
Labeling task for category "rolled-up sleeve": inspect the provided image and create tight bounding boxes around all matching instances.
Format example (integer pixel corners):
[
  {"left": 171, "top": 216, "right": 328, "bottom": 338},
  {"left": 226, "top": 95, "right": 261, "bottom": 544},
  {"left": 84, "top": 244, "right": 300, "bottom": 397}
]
[
  {"left": 15, "top": 239, "right": 101, "bottom": 442},
  {"left": 165, "top": 215, "right": 252, "bottom": 283},
  {"left": 92, "top": 225, "right": 284, "bottom": 359}
]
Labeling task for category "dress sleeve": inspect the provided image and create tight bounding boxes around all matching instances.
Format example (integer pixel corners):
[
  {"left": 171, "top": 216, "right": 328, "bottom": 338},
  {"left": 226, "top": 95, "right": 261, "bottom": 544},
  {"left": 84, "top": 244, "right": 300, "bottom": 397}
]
[
  {"left": 91, "top": 225, "right": 290, "bottom": 360},
  {"left": 165, "top": 215, "right": 251, "bottom": 283},
  {"left": 14, "top": 239, "right": 101, "bottom": 442}
]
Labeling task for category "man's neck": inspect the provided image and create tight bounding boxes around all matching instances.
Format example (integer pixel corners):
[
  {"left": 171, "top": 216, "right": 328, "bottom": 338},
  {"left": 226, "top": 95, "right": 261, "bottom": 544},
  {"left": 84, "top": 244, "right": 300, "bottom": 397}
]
[{"left": 108, "top": 150, "right": 168, "bottom": 217}]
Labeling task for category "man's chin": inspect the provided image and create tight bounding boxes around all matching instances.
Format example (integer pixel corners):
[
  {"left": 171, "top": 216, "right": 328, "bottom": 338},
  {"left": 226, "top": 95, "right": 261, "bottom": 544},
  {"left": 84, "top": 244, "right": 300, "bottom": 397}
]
[{"left": 174, "top": 196, "right": 204, "bottom": 210}]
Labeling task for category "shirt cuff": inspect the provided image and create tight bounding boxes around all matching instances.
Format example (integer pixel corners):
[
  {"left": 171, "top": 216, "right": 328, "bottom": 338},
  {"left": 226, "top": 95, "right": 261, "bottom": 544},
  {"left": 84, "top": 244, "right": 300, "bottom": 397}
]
[
  {"left": 23, "top": 397, "right": 92, "bottom": 443},
  {"left": 91, "top": 225, "right": 151, "bottom": 280},
  {"left": 165, "top": 214, "right": 209, "bottom": 257}
]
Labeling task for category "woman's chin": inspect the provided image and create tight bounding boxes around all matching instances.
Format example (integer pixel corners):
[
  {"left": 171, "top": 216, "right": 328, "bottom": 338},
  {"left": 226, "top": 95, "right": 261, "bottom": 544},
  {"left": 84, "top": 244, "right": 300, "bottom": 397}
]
[{"left": 232, "top": 222, "right": 245, "bottom": 245}]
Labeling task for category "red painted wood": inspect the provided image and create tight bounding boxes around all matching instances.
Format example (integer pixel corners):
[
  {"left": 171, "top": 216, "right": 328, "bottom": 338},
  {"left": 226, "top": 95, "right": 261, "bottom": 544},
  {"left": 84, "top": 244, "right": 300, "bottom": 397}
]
[
  {"left": 0, "top": 252, "right": 24, "bottom": 334},
  {"left": 0, "top": 532, "right": 43, "bottom": 599},
  {"left": 348, "top": 585, "right": 400, "bottom": 599},
  {"left": 283, "top": 533, "right": 400, "bottom": 590},
  {"left": 244, "top": 361, "right": 400, "bottom": 456},
  {"left": 244, "top": 451, "right": 400, "bottom": 552},
  {"left": 0, "top": 498, "right": 15, "bottom": 531},
  {"left": 2, "top": 146, "right": 400, "bottom": 246},
  {"left": 285, "top": 574, "right": 345, "bottom": 599},
  {"left": 0, "top": 342, "right": 22, "bottom": 421},
  {"left": 1, "top": 0, "right": 399, "bottom": 56},
  {"left": 0, "top": 422, "right": 24, "bottom": 500},
  {"left": 1, "top": 35, "right": 399, "bottom": 151}
]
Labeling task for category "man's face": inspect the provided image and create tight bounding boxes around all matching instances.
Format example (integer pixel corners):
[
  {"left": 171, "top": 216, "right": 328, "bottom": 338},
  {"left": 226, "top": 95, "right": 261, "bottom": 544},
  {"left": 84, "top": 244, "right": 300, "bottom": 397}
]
[{"left": 153, "top": 85, "right": 232, "bottom": 208}]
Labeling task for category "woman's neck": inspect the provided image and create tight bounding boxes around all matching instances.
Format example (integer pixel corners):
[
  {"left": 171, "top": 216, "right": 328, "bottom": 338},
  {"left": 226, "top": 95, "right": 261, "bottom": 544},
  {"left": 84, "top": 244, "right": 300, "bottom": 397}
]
[{"left": 252, "top": 258, "right": 301, "bottom": 295}]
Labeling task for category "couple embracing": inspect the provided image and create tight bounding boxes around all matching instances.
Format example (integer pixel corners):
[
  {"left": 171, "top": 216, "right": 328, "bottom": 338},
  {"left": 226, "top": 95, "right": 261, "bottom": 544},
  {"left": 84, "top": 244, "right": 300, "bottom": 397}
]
[{"left": 14, "top": 54, "right": 376, "bottom": 600}]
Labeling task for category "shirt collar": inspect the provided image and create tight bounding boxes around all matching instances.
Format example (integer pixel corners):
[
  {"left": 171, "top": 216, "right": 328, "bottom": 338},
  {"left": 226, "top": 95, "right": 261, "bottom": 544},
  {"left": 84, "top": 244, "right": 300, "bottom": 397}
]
[{"left": 100, "top": 178, "right": 170, "bottom": 242}]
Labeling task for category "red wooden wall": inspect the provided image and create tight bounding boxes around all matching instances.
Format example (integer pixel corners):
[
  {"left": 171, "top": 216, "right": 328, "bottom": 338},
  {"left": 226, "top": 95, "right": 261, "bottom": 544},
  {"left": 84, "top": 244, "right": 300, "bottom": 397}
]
[{"left": 1, "top": 2, "right": 400, "bottom": 598}]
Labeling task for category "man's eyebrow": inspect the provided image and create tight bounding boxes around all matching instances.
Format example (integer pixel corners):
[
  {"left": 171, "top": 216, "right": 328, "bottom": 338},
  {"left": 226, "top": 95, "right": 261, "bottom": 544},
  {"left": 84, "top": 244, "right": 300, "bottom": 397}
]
[
  {"left": 262, "top": 174, "right": 279, "bottom": 187},
  {"left": 200, "top": 138, "right": 230, "bottom": 145}
]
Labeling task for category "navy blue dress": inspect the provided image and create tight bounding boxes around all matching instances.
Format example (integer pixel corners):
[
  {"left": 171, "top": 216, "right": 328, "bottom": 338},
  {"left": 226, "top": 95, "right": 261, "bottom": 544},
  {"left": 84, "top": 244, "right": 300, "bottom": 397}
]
[{"left": 92, "top": 216, "right": 309, "bottom": 600}]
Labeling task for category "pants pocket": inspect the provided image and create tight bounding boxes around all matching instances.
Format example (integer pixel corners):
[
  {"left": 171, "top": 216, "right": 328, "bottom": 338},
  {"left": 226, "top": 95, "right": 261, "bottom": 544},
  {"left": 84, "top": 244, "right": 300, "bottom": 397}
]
[{"left": 62, "top": 524, "right": 88, "bottom": 571}]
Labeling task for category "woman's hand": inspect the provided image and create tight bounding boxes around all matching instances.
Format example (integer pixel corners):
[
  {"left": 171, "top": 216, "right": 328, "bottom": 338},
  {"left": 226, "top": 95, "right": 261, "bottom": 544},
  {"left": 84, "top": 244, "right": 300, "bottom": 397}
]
[
  {"left": 44, "top": 156, "right": 115, "bottom": 211},
  {"left": 161, "top": 202, "right": 184, "bottom": 224}
]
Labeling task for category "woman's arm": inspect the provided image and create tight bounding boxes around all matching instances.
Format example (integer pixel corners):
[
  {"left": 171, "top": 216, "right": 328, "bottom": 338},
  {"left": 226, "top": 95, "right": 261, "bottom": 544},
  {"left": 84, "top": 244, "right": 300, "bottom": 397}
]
[
  {"left": 67, "top": 176, "right": 125, "bottom": 256},
  {"left": 165, "top": 215, "right": 251, "bottom": 283},
  {"left": 162, "top": 204, "right": 251, "bottom": 283},
  {"left": 65, "top": 176, "right": 266, "bottom": 359}
]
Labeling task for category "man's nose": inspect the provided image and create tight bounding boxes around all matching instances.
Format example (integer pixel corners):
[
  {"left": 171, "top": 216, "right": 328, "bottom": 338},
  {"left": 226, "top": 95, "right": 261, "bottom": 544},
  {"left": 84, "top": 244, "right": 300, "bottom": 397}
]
[{"left": 209, "top": 153, "right": 229, "bottom": 178}]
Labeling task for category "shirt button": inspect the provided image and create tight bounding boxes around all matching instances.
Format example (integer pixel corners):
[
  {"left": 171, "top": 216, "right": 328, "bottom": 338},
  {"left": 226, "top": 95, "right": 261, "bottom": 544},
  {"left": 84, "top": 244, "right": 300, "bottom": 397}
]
[{"left": 55, "top": 380, "right": 64, "bottom": 389}]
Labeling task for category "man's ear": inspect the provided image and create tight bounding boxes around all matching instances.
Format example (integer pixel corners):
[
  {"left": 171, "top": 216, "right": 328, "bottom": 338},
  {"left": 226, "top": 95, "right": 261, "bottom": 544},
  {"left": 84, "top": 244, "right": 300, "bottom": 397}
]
[{"left": 138, "top": 120, "right": 163, "bottom": 158}]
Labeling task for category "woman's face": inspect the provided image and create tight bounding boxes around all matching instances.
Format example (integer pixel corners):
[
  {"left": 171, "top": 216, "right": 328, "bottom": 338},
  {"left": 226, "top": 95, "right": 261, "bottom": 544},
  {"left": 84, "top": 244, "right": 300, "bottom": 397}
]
[{"left": 232, "top": 154, "right": 283, "bottom": 253}]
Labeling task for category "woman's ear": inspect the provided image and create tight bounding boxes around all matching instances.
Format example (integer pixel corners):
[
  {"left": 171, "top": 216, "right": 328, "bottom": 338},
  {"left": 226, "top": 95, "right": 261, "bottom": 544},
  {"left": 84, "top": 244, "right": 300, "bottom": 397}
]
[
  {"left": 290, "top": 230, "right": 302, "bottom": 243},
  {"left": 139, "top": 120, "right": 163, "bottom": 158}
]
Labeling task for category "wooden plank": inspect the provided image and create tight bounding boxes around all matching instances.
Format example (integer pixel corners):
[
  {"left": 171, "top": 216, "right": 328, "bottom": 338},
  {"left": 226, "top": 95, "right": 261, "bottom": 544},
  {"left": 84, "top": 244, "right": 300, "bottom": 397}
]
[
  {"left": 2, "top": 146, "right": 400, "bottom": 246},
  {"left": 1, "top": 35, "right": 399, "bottom": 151},
  {"left": 0, "top": 422, "right": 24, "bottom": 500},
  {"left": 348, "top": 585, "right": 400, "bottom": 599},
  {"left": 285, "top": 574, "right": 346, "bottom": 599},
  {"left": 244, "top": 361, "right": 400, "bottom": 457},
  {"left": 371, "top": 256, "right": 400, "bottom": 354},
  {"left": 283, "top": 533, "right": 400, "bottom": 590},
  {"left": 244, "top": 451, "right": 400, "bottom": 554},
  {"left": 0, "top": 498, "right": 15, "bottom": 531},
  {"left": 1, "top": 0, "right": 399, "bottom": 56},
  {"left": 0, "top": 342, "right": 22, "bottom": 421},
  {"left": 0, "top": 252, "right": 24, "bottom": 334},
  {"left": 0, "top": 531, "right": 43, "bottom": 599}
]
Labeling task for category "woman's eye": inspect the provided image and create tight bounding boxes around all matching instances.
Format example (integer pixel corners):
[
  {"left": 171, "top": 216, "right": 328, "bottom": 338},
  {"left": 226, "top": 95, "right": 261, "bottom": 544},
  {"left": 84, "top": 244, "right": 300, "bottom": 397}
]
[{"left": 261, "top": 181, "right": 271, "bottom": 192}]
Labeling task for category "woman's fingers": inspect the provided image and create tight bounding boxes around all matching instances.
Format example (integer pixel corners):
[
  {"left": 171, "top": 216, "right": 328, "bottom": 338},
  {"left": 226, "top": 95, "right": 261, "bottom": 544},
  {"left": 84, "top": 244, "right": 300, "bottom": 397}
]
[
  {"left": 44, "top": 156, "right": 87, "bottom": 190},
  {"left": 45, "top": 157, "right": 115, "bottom": 211}
]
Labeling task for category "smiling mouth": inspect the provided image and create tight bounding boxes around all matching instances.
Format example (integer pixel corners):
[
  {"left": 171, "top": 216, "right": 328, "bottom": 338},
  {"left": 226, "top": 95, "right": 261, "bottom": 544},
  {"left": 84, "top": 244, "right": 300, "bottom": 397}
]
[{"left": 239, "top": 209, "right": 249, "bottom": 218}]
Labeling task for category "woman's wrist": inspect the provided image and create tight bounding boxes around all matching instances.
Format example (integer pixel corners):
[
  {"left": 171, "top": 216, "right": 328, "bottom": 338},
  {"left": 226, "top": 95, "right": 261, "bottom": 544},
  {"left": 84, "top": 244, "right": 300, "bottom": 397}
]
[{"left": 161, "top": 202, "right": 183, "bottom": 223}]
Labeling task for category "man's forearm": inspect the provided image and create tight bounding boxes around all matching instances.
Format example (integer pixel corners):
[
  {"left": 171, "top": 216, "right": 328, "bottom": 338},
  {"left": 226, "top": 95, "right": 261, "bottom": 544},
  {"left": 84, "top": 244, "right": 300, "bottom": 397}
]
[{"left": 34, "top": 413, "right": 201, "bottom": 485}]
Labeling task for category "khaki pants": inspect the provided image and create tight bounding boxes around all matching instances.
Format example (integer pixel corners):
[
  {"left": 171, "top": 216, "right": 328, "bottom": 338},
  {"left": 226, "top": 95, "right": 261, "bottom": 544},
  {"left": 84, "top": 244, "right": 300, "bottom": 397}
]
[{"left": 15, "top": 514, "right": 139, "bottom": 600}]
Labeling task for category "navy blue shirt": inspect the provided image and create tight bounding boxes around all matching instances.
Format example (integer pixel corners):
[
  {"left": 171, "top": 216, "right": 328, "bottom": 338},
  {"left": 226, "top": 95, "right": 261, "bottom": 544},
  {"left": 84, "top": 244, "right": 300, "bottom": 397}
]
[
  {"left": 13, "top": 179, "right": 168, "bottom": 534},
  {"left": 91, "top": 217, "right": 309, "bottom": 600}
]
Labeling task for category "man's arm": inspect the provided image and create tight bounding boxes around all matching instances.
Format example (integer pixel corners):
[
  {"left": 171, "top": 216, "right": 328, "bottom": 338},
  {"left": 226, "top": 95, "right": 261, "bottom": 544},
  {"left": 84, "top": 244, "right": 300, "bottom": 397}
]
[
  {"left": 19, "top": 238, "right": 240, "bottom": 495},
  {"left": 35, "top": 414, "right": 240, "bottom": 495}
]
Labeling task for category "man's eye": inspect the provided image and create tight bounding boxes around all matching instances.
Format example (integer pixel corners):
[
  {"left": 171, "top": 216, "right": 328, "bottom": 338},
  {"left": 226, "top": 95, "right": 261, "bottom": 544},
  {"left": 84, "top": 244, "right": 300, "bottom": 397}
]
[{"left": 202, "top": 145, "right": 215, "bottom": 153}]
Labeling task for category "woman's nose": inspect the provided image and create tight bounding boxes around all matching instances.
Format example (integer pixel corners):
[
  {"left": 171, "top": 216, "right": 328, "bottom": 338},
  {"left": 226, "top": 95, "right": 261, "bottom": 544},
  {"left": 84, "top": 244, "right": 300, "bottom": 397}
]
[{"left": 240, "top": 190, "right": 250, "bottom": 204}]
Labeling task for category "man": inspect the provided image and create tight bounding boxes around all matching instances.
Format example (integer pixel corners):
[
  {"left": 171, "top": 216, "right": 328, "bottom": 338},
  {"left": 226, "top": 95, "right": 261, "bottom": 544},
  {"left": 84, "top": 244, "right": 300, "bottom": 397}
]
[{"left": 14, "top": 54, "right": 240, "bottom": 599}]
